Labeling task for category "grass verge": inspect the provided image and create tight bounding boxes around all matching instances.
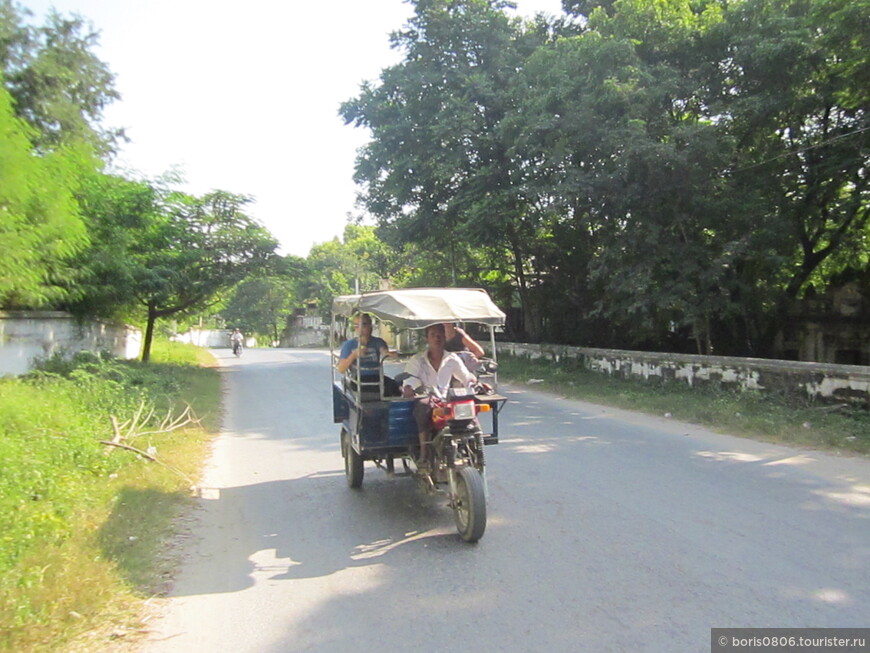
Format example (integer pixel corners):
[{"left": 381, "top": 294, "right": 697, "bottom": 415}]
[
  {"left": 497, "top": 354, "right": 870, "bottom": 455},
  {"left": 0, "top": 340, "right": 221, "bottom": 652}
]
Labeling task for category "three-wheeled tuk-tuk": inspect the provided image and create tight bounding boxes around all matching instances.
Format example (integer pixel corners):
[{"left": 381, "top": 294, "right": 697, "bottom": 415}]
[{"left": 330, "top": 288, "right": 507, "bottom": 542}]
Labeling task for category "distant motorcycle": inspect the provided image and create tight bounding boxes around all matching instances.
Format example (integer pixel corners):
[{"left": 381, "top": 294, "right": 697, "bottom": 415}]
[{"left": 230, "top": 329, "right": 245, "bottom": 357}]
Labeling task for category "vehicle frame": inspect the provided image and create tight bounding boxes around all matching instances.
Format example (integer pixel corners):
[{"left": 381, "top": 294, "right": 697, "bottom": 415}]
[{"left": 330, "top": 287, "right": 507, "bottom": 541}]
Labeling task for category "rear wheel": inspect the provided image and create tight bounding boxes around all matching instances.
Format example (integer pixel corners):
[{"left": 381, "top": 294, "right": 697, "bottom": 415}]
[
  {"left": 453, "top": 466, "right": 486, "bottom": 542},
  {"left": 342, "top": 429, "right": 363, "bottom": 488}
]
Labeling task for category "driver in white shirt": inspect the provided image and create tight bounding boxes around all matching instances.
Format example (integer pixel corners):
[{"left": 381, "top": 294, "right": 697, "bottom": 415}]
[{"left": 401, "top": 323, "right": 477, "bottom": 471}]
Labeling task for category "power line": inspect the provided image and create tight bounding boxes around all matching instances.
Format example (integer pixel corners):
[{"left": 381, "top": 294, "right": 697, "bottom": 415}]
[{"left": 727, "top": 123, "right": 870, "bottom": 176}]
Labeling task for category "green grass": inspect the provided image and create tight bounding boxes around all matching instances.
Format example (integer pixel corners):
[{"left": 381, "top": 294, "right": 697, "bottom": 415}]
[
  {"left": 0, "top": 341, "right": 221, "bottom": 652},
  {"left": 497, "top": 354, "right": 870, "bottom": 455}
]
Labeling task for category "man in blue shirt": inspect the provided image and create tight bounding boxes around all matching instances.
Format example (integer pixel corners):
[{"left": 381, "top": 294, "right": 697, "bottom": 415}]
[{"left": 337, "top": 313, "right": 397, "bottom": 395}]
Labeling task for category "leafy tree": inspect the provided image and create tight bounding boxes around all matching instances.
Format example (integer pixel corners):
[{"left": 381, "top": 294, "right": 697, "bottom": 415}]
[
  {"left": 342, "top": 0, "right": 868, "bottom": 355},
  {"left": 0, "top": 82, "right": 91, "bottom": 308},
  {"left": 0, "top": 1, "right": 121, "bottom": 154},
  {"left": 64, "top": 172, "right": 160, "bottom": 321},
  {"left": 0, "top": 1, "right": 120, "bottom": 311},
  {"left": 221, "top": 260, "right": 302, "bottom": 344},
  {"left": 509, "top": 0, "right": 868, "bottom": 354},
  {"left": 300, "top": 233, "right": 372, "bottom": 320},
  {"left": 68, "top": 182, "right": 277, "bottom": 360},
  {"left": 134, "top": 191, "right": 278, "bottom": 361},
  {"left": 502, "top": 0, "right": 742, "bottom": 349},
  {"left": 588, "top": 0, "right": 746, "bottom": 353},
  {"left": 710, "top": 0, "right": 870, "bottom": 352},
  {"left": 342, "top": 0, "right": 551, "bottom": 337}
]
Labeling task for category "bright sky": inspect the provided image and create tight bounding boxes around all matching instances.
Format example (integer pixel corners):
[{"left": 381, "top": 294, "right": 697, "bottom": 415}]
[{"left": 23, "top": 0, "right": 565, "bottom": 256}]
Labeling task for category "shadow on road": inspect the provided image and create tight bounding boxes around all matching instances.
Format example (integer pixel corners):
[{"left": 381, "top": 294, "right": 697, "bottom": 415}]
[{"left": 158, "top": 469, "right": 470, "bottom": 598}]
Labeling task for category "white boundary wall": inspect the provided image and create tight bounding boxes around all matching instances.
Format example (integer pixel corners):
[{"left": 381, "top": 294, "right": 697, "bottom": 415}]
[
  {"left": 0, "top": 311, "right": 141, "bottom": 377},
  {"left": 501, "top": 343, "right": 870, "bottom": 405}
]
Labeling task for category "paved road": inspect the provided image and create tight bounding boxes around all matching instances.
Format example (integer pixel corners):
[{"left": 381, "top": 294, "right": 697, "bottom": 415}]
[{"left": 144, "top": 348, "right": 870, "bottom": 653}]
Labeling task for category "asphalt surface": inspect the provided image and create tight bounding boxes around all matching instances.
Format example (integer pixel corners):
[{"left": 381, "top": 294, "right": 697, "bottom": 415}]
[{"left": 143, "top": 348, "right": 870, "bottom": 653}]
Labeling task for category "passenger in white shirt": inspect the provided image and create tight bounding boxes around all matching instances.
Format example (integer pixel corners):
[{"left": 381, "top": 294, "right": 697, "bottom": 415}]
[{"left": 402, "top": 323, "right": 477, "bottom": 471}]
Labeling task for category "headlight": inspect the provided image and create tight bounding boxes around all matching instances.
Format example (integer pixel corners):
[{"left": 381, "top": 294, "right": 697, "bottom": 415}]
[{"left": 452, "top": 400, "right": 476, "bottom": 421}]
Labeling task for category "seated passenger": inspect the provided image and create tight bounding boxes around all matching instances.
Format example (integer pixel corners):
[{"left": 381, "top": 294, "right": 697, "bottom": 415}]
[
  {"left": 444, "top": 322, "right": 485, "bottom": 357},
  {"left": 337, "top": 313, "right": 399, "bottom": 396},
  {"left": 443, "top": 322, "right": 485, "bottom": 375}
]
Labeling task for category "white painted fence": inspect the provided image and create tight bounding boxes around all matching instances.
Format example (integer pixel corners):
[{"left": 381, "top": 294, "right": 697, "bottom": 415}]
[
  {"left": 0, "top": 311, "right": 141, "bottom": 377},
  {"left": 501, "top": 343, "right": 870, "bottom": 405}
]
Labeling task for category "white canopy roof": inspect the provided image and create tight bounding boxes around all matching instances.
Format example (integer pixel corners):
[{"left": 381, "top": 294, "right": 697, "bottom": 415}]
[{"left": 332, "top": 288, "right": 506, "bottom": 329}]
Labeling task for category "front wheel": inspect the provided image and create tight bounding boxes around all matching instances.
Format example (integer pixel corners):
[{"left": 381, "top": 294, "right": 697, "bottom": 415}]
[
  {"left": 453, "top": 466, "right": 486, "bottom": 542},
  {"left": 342, "top": 428, "right": 363, "bottom": 489}
]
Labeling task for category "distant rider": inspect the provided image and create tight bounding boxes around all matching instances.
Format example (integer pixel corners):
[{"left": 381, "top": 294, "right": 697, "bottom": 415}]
[{"left": 230, "top": 328, "right": 244, "bottom": 355}]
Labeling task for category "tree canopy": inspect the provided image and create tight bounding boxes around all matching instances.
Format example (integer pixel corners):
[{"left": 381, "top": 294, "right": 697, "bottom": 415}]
[
  {"left": 0, "top": 1, "right": 121, "bottom": 154},
  {"left": 0, "top": 82, "right": 92, "bottom": 308},
  {"left": 125, "top": 190, "right": 277, "bottom": 361},
  {"left": 1, "top": 1, "right": 113, "bottom": 309},
  {"left": 342, "top": 0, "right": 869, "bottom": 355}
]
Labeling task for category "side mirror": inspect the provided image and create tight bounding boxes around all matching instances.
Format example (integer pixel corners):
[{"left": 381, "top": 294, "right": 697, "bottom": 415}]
[{"left": 480, "top": 358, "right": 499, "bottom": 373}]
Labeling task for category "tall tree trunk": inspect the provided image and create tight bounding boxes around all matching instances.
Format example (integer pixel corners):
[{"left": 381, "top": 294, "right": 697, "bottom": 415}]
[
  {"left": 141, "top": 304, "right": 157, "bottom": 362},
  {"left": 508, "top": 232, "right": 537, "bottom": 341}
]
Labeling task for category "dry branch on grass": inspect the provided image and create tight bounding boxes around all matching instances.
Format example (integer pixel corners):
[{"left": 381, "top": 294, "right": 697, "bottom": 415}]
[
  {"left": 102, "top": 400, "right": 201, "bottom": 490},
  {"left": 112, "top": 402, "right": 201, "bottom": 442}
]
